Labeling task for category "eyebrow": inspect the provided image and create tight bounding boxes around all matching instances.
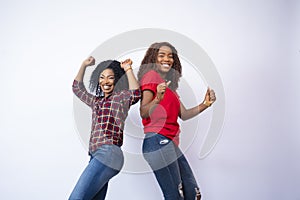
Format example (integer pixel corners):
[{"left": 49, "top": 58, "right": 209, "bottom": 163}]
[
  {"left": 100, "top": 74, "right": 115, "bottom": 78},
  {"left": 158, "top": 51, "right": 172, "bottom": 55}
]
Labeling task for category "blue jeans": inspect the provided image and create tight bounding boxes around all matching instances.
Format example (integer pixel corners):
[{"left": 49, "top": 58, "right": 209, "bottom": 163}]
[
  {"left": 143, "top": 133, "right": 201, "bottom": 200},
  {"left": 69, "top": 144, "right": 124, "bottom": 200}
]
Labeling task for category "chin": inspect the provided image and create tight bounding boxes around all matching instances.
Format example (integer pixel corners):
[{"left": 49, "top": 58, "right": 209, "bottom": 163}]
[
  {"left": 159, "top": 68, "right": 170, "bottom": 73},
  {"left": 103, "top": 90, "right": 113, "bottom": 95}
]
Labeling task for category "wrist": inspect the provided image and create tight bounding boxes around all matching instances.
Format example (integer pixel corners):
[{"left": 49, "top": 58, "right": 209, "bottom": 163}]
[
  {"left": 203, "top": 100, "right": 212, "bottom": 107},
  {"left": 81, "top": 64, "right": 88, "bottom": 68},
  {"left": 125, "top": 66, "right": 132, "bottom": 73},
  {"left": 154, "top": 95, "right": 161, "bottom": 103}
]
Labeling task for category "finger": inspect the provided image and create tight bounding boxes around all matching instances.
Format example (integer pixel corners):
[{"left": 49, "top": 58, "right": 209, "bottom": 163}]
[
  {"left": 210, "top": 94, "right": 216, "bottom": 101},
  {"left": 125, "top": 59, "right": 132, "bottom": 65},
  {"left": 207, "top": 87, "right": 211, "bottom": 93},
  {"left": 91, "top": 57, "right": 95, "bottom": 62},
  {"left": 166, "top": 81, "right": 171, "bottom": 87},
  {"left": 158, "top": 82, "right": 166, "bottom": 87}
]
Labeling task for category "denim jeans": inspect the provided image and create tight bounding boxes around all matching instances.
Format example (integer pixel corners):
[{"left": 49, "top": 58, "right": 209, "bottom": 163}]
[
  {"left": 69, "top": 144, "right": 124, "bottom": 200},
  {"left": 143, "top": 133, "right": 201, "bottom": 200}
]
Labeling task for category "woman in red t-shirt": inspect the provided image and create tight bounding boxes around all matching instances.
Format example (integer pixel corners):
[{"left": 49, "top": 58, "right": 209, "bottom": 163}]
[{"left": 138, "top": 42, "right": 216, "bottom": 200}]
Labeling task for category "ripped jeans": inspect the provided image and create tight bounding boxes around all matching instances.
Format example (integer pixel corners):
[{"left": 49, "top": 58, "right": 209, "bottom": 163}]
[{"left": 143, "top": 133, "right": 201, "bottom": 200}]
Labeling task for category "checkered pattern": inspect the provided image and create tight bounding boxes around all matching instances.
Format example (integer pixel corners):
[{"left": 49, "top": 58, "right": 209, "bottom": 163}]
[{"left": 72, "top": 80, "right": 141, "bottom": 154}]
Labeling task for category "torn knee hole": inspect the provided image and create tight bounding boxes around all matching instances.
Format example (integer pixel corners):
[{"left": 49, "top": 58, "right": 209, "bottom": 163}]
[
  {"left": 178, "top": 183, "right": 184, "bottom": 198},
  {"left": 195, "top": 187, "right": 201, "bottom": 200}
]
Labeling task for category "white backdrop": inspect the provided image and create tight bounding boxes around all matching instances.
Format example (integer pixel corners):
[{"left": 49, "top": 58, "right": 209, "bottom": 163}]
[{"left": 0, "top": 0, "right": 299, "bottom": 199}]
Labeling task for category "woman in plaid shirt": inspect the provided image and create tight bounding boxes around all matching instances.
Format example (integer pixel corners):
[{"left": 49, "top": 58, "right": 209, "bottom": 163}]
[{"left": 69, "top": 56, "right": 140, "bottom": 200}]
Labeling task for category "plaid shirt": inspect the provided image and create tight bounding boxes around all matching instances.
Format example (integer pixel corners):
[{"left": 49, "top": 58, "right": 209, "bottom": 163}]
[{"left": 72, "top": 80, "right": 141, "bottom": 154}]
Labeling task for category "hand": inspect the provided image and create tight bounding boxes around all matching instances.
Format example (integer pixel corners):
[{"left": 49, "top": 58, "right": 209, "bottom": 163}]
[
  {"left": 82, "top": 56, "right": 95, "bottom": 67},
  {"left": 156, "top": 81, "right": 171, "bottom": 101},
  {"left": 120, "top": 59, "right": 133, "bottom": 71},
  {"left": 203, "top": 87, "right": 216, "bottom": 107}
]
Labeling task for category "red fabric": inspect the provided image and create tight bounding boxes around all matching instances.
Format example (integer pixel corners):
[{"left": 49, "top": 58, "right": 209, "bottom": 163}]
[{"left": 140, "top": 70, "right": 181, "bottom": 145}]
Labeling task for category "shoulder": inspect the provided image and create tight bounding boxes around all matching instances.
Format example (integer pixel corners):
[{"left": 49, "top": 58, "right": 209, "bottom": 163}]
[
  {"left": 141, "top": 70, "right": 162, "bottom": 85},
  {"left": 144, "top": 70, "right": 159, "bottom": 77},
  {"left": 111, "top": 89, "right": 140, "bottom": 104}
]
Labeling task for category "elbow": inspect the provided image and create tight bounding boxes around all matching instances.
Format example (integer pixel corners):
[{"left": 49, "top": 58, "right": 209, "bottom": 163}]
[
  {"left": 139, "top": 107, "right": 149, "bottom": 119},
  {"left": 72, "top": 86, "right": 76, "bottom": 94},
  {"left": 180, "top": 116, "right": 189, "bottom": 121},
  {"left": 179, "top": 113, "right": 189, "bottom": 121},
  {"left": 140, "top": 111, "right": 148, "bottom": 119}
]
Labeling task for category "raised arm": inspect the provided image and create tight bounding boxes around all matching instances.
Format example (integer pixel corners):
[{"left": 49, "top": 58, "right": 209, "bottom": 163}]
[
  {"left": 75, "top": 56, "right": 95, "bottom": 82},
  {"left": 179, "top": 87, "right": 216, "bottom": 121},
  {"left": 72, "top": 56, "right": 96, "bottom": 107},
  {"left": 120, "top": 59, "right": 139, "bottom": 90}
]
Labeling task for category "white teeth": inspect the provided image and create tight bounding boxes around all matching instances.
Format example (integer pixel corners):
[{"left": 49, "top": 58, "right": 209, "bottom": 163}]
[
  {"left": 103, "top": 85, "right": 110, "bottom": 90},
  {"left": 162, "top": 64, "right": 169, "bottom": 67}
]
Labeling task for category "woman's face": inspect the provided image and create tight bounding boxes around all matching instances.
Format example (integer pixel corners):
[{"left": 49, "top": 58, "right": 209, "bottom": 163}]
[
  {"left": 156, "top": 45, "right": 174, "bottom": 75},
  {"left": 98, "top": 68, "right": 115, "bottom": 97}
]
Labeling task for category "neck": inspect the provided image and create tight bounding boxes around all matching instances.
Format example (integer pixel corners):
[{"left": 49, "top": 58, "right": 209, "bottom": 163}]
[
  {"left": 104, "top": 92, "right": 112, "bottom": 98},
  {"left": 158, "top": 72, "right": 167, "bottom": 79}
]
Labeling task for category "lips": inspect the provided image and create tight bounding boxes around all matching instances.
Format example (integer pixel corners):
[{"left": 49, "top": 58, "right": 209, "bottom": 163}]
[
  {"left": 161, "top": 63, "right": 169, "bottom": 67},
  {"left": 102, "top": 85, "right": 112, "bottom": 90}
]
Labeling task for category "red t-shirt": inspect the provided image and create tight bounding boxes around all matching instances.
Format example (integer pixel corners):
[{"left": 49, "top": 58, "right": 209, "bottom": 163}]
[{"left": 140, "top": 70, "right": 181, "bottom": 145}]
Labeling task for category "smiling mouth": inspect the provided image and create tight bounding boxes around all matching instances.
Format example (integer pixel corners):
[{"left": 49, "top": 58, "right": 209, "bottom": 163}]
[
  {"left": 161, "top": 63, "right": 170, "bottom": 67},
  {"left": 102, "top": 85, "right": 112, "bottom": 90}
]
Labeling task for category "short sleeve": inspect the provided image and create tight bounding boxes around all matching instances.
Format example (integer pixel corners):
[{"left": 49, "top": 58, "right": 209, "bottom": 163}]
[{"left": 140, "top": 70, "right": 164, "bottom": 93}]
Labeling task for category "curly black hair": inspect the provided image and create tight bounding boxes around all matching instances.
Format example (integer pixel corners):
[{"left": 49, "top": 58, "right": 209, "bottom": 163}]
[
  {"left": 89, "top": 60, "right": 128, "bottom": 97},
  {"left": 137, "top": 42, "right": 182, "bottom": 91}
]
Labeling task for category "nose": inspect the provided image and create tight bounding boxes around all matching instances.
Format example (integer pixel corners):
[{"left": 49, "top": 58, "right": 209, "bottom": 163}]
[
  {"left": 163, "top": 55, "right": 170, "bottom": 61},
  {"left": 100, "top": 77, "right": 109, "bottom": 84}
]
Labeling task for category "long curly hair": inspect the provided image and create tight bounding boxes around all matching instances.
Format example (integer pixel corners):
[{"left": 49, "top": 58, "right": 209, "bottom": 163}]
[
  {"left": 137, "top": 42, "right": 182, "bottom": 91},
  {"left": 89, "top": 60, "right": 128, "bottom": 97}
]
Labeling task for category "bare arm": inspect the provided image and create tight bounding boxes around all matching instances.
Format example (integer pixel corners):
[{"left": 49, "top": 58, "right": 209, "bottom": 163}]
[
  {"left": 75, "top": 56, "right": 95, "bottom": 82},
  {"left": 140, "top": 81, "right": 171, "bottom": 118},
  {"left": 179, "top": 87, "right": 216, "bottom": 121},
  {"left": 140, "top": 90, "right": 160, "bottom": 118},
  {"left": 72, "top": 56, "right": 96, "bottom": 107},
  {"left": 120, "top": 59, "right": 139, "bottom": 90}
]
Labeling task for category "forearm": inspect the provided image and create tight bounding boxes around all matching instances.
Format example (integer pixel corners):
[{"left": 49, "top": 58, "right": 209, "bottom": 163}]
[
  {"left": 140, "top": 97, "right": 160, "bottom": 118},
  {"left": 125, "top": 69, "right": 139, "bottom": 90},
  {"left": 72, "top": 80, "right": 94, "bottom": 107},
  {"left": 180, "top": 103, "right": 210, "bottom": 121}
]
